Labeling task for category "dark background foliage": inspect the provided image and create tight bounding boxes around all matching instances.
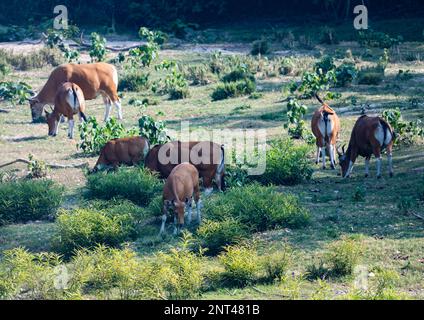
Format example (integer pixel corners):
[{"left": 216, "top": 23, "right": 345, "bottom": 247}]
[{"left": 1, "top": 0, "right": 423, "bottom": 32}]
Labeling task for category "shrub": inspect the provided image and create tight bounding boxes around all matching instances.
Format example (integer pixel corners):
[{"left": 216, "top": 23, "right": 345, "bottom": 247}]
[
  {"left": 324, "top": 237, "right": 364, "bottom": 276},
  {"left": 357, "top": 29, "right": 402, "bottom": 48},
  {"left": 251, "top": 39, "right": 269, "bottom": 55},
  {"left": 346, "top": 267, "right": 408, "bottom": 300},
  {"left": 138, "top": 114, "right": 170, "bottom": 145},
  {"left": 86, "top": 167, "right": 162, "bottom": 206},
  {"left": 382, "top": 108, "right": 424, "bottom": 144},
  {"left": 118, "top": 71, "right": 150, "bottom": 91},
  {"left": 0, "top": 47, "right": 64, "bottom": 71},
  {"left": 335, "top": 62, "right": 357, "bottom": 87},
  {"left": 352, "top": 186, "right": 366, "bottom": 202},
  {"left": 357, "top": 66, "right": 384, "bottom": 85},
  {"left": 221, "top": 68, "right": 255, "bottom": 83},
  {"left": 196, "top": 218, "right": 248, "bottom": 255},
  {"left": 256, "top": 138, "right": 313, "bottom": 185},
  {"left": 0, "top": 55, "right": 10, "bottom": 78},
  {"left": 211, "top": 79, "right": 256, "bottom": 101},
  {"left": 182, "top": 64, "right": 215, "bottom": 85},
  {"left": 0, "top": 179, "right": 64, "bottom": 225},
  {"left": 284, "top": 97, "right": 308, "bottom": 139},
  {"left": 314, "top": 55, "right": 336, "bottom": 74},
  {"left": 262, "top": 247, "right": 292, "bottom": 282},
  {"left": 54, "top": 207, "right": 138, "bottom": 253},
  {"left": 26, "top": 153, "right": 48, "bottom": 179},
  {"left": 0, "top": 248, "right": 64, "bottom": 299},
  {"left": 0, "top": 81, "right": 33, "bottom": 105},
  {"left": 89, "top": 32, "right": 107, "bottom": 62},
  {"left": 78, "top": 117, "right": 139, "bottom": 155},
  {"left": 204, "top": 183, "right": 310, "bottom": 231},
  {"left": 219, "top": 245, "right": 259, "bottom": 287},
  {"left": 223, "top": 164, "right": 251, "bottom": 189},
  {"left": 278, "top": 57, "right": 295, "bottom": 75}
]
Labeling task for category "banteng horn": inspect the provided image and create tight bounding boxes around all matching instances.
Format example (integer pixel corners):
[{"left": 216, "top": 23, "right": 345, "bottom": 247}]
[{"left": 315, "top": 93, "right": 324, "bottom": 105}]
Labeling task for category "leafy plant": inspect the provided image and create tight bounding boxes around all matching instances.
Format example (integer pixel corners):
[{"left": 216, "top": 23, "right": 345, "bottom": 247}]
[
  {"left": 324, "top": 237, "right": 364, "bottom": 277},
  {"left": 251, "top": 39, "right": 269, "bottom": 55},
  {"left": 27, "top": 153, "right": 48, "bottom": 179},
  {"left": 86, "top": 167, "right": 162, "bottom": 206},
  {"left": 196, "top": 218, "right": 248, "bottom": 255},
  {"left": 0, "top": 179, "right": 64, "bottom": 225},
  {"left": 335, "top": 62, "right": 357, "bottom": 87},
  {"left": 204, "top": 183, "right": 310, "bottom": 231},
  {"left": 382, "top": 108, "right": 424, "bottom": 144},
  {"left": 262, "top": 247, "right": 292, "bottom": 282},
  {"left": 138, "top": 114, "right": 169, "bottom": 145},
  {"left": 89, "top": 32, "right": 107, "bottom": 62},
  {"left": 284, "top": 97, "right": 308, "bottom": 139},
  {"left": 78, "top": 117, "right": 139, "bottom": 155},
  {"left": 357, "top": 29, "right": 402, "bottom": 48},
  {"left": 219, "top": 245, "right": 259, "bottom": 287},
  {"left": 118, "top": 71, "right": 150, "bottom": 91},
  {"left": 0, "top": 81, "right": 33, "bottom": 105},
  {"left": 256, "top": 138, "right": 313, "bottom": 185},
  {"left": 211, "top": 79, "right": 255, "bottom": 101}
]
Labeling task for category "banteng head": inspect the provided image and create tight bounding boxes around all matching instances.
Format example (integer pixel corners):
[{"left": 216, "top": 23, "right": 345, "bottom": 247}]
[
  {"left": 164, "top": 199, "right": 186, "bottom": 233},
  {"left": 337, "top": 144, "right": 349, "bottom": 177},
  {"left": 28, "top": 96, "right": 45, "bottom": 122},
  {"left": 44, "top": 109, "right": 60, "bottom": 137}
]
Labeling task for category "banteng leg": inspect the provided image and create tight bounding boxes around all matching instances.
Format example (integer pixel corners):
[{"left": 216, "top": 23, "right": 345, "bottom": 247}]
[
  {"left": 328, "top": 144, "right": 336, "bottom": 169},
  {"left": 321, "top": 144, "right": 326, "bottom": 169},
  {"left": 387, "top": 144, "right": 394, "bottom": 177},
  {"left": 373, "top": 146, "right": 382, "bottom": 178},
  {"left": 364, "top": 157, "right": 370, "bottom": 177},
  {"left": 194, "top": 181, "right": 202, "bottom": 224},
  {"left": 102, "top": 95, "right": 112, "bottom": 122},
  {"left": 315, "top": 146, "right": 321, "bottom": 165},
  {"left": 159, "top": 203, "right": 168, "bottom": 235},
  {"left": 173, "top": 215, "right": 179, "bottom": 236},
  {"left": 68, "top": 117, "right": 75, "bottom": 139},
  {"left": 203, "top": 174, "right": 214, "bottom": 195},
  {"left": 113, "top": 100, "right": 123, "bottom": 120},
  {"left": 185, "top": 197, "right": 193, "bottom": 225}
]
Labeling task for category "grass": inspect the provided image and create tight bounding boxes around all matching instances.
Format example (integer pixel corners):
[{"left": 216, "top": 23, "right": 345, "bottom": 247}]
[{"left": 0, "top": 19, "right": 424, "bottom": 299}]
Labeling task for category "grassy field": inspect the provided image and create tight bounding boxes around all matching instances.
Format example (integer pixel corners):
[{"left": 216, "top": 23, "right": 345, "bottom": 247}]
[{"left": 0, "top": 21, "right": 423, "bottom": 299}]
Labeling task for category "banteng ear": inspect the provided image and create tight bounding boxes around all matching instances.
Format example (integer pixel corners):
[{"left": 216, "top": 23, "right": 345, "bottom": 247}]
[
  {"left": 45, "top": 110, "right": 50, "bottom": 117},
  {"left": 337, "top": 146, "right": 342, "bottom": 157},
  {"left": 342, "top": 144, "right": 346, "bottom": 154}
]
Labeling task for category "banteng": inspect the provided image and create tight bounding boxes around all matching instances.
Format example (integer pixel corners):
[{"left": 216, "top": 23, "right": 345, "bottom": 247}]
[
  {"left": 45, "top": 82, "right": 86, "bottom": 139},
  {"left": 91, "top": 136, "right": 150, "bottom": 172},
  {"left": 338, "top": 115, "right": 394, "bottom": 178},
  {"left": 160, "top": 162, "right": 202, "bottom": 235},
  {"left": 311, "top": 94, "right": 340, "bottom": 169},
  {"left": 145, "top": 141, "right": 225, "bottom": 194},
  {"left": 29, "top": 62, "right": 122, "bottom": 122}
]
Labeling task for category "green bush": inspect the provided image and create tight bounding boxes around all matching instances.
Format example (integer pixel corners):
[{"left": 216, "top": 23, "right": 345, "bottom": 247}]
[
  {"left": 324, "top": 237, "right": 364, "bottom": 276},
  {"left": 256, "top": 138, "right": 313, "bottom": 185},
  {"left": 0, "top": 81, "right": 33, "bottom": 105},
  {"left": 89, "top": 32, "right": 107, "bottom": 62},
  {"left": 54, "top": 208, "right": 137, "bottom": 253},
  {"left": 221, "top": 68, "right": 255, "bottom": 83},
  {"left": 357, "top": 29, "right": 402, "bottom": 48},
  {"left": 0, "top": 47, "right": 64, "bottom": 71},
  {"left": 382, "top": 108, "right": 424, "bottom": 144},
  {"left": 196, "top": 218, "right": 248, "bottom": 255},
  {"left": 357, "top": 66, "right": 384, "bottom": 85},
  {"left": 278, "top": 57, "right": 295, "bottom": 75},
  {"left": 0, "top": 179, "right": 64, "bottom": 225},
  {"left": 211, "top": 79, "right": 256, "bottom": 101},
  {"left": 182, "top": 64, "right": 215, "bottom": 85},
  {"left": 335, "top": 62, "right": 357, "bottom": 87},
  {"left": 261, "top": 248, "right": 292, "bottom": 282},
  {"left": 204, "top": 183, "right": 310, "bottom": 231},
  {"left": 314, "top": 55, "right": 336, "bottom": 74},
  {"left": 78, "top": 117, "right": 139, "bottom": 155},
  {"left": 219, "top": 245, "right": 259, "bottom": 287},
  {"left": 138, "top": 114, "right": 169, "bottom": 145},
  {"left": 86, "top": 167, "right": 162, "bottom": 206},
  {"left": 118, "top": 71, "right": 150, "bottom": 91},
  {"left": 251, "top": 39, "right": 270, "bottom": 55}
]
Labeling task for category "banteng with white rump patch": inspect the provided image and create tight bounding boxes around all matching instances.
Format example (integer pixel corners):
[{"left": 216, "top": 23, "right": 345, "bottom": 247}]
[
  {"left": 311, "top": 94, "right": 340, "bottom": 169},
  {"left": 160, "top": 162, "right": 202, "bottom": 235},
  {"left": 145, "top": 141, "right": 225, "bottom": 194},
  {"left": 91, "top": 136, "right": 150, "bottom": 172},
  {"left": 28, "top": 62, "right": 122, "bottom": 122},
  {"left": 338, "top": 114, "right": 394, "bottom": 178},
  {"left": 45, "top": 82, "right": 86, "bottom": 139}
]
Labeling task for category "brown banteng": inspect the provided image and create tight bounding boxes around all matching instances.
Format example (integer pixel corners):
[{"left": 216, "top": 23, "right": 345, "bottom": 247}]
[
  {"left": 28, "top": 62, "right": 122, "bottom": 122},
  {"left": 45, "top": 82, "right": 86, "bottom": 139},
  {"left": 145, "top": 141, "right": 225, "bottom": 194},
  {"left": 338, "top": 115, "right": 394, "bottom": 178},
  {"left": 311, "top": 94, "right": 340, "bottom": 169},
  {"left": 91, "top": 136, "right": 150, "bottom": 172},
  {"left": 160, "top": 162, "right": 202, "bottom": 235}
]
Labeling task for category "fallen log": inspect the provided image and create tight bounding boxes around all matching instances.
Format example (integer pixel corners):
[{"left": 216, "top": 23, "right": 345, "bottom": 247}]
[{"left": 0, "top": 158, "right": 89, "bottom": 169}]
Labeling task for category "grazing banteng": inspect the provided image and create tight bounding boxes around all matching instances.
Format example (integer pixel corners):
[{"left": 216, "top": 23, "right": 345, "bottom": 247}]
[
  {"left": 145, "top": 141, "right": 225, "bottom": 194},
  {"left": 91, "top": 136, "right": 150, "bottom": 172},
  {"left": 45, "top": 82, "right": 86, "bottom": 139},
  {"left": 311, "top": 94, "right": 340, "bottom": 169},
  {"left": 28, "top": 62, "right": 122, "bottom": 122},
  {"left": 159, "top": 162, "right": 202, "bottom": 235},
  {"left": 338, "top": 115, "right": 394, "bottom": 178}
]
